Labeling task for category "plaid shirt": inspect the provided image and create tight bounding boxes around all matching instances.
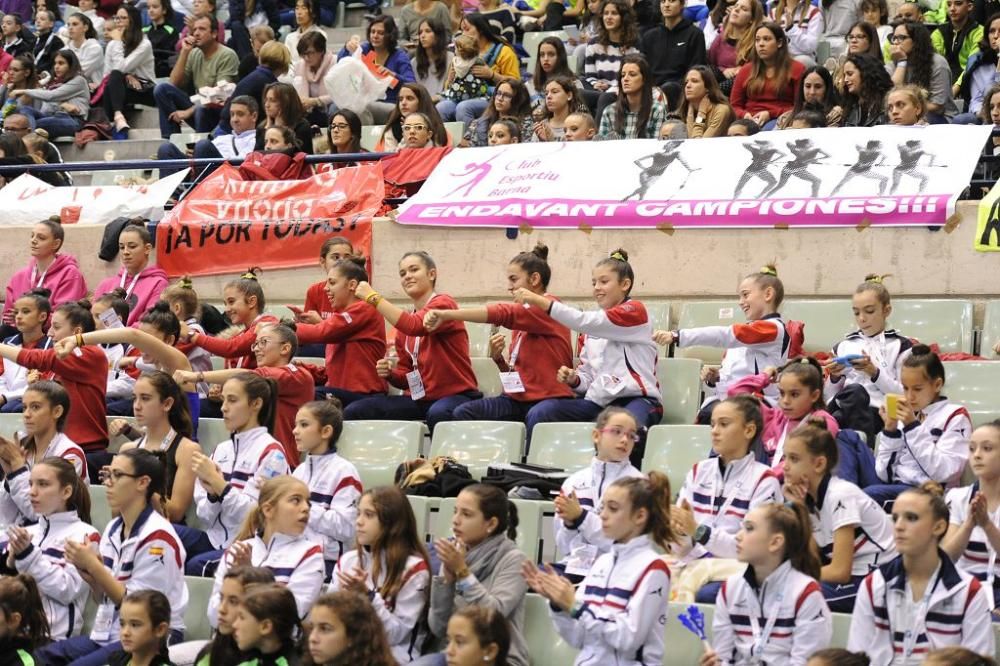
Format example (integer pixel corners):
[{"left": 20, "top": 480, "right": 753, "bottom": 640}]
[{"left": 598, "top": 98, "right": 668, "bottom": 139}]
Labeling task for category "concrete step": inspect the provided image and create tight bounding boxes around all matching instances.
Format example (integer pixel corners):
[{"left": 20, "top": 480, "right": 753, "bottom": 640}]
[
  {"left": 125, "top": 105, "right": 161, "bottom": 131},
  {"left": 59, "top": 138, "right": 164, "bottom": 163}
]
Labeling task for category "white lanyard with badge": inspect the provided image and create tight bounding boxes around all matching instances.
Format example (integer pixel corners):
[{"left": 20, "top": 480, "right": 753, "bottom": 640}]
[
  {"left": 92, "top": 530, "right": 140, "bottom": 641},
  {"left": 499, "top": 330, "right": 526, "bottom": 394},
  {"left": 30, "top": 264, "right": 48, "bottom": 289},
  {"left": 119, "top": 271, "right": 142, "bottom": 300},
  {"left": 405, "top": 295, "right": 441, "bottom": 400},
  {"left": 748, "top": 584, "right": 783, "bottom": 664},
  {"left": 898, "top": 570, "right": 940, "bottom": 662}
]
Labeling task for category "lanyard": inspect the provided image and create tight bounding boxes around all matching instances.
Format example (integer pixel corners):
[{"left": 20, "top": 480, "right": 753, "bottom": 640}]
[
  {"left": 508, "top": 331, "right": 525, "bottom": 367},
  {"left": 863, "top": 331, "right": 888, "bottom": 372},
  {"left": 30, "top": 263, "right": 49, "bottom": 289},
  {"left": 900, "top": 570, "right": 940, "bottom": 660},
  {"left": 748, "top": 582, "right": 783, "bottom": 662},
  {"left": 406, "top": 293, "right": 438, "bottom": 371},
  {"left": 140, "top": 428, "right": 177, "bottom": 453},
  {"left": 119, "top": 271, "right": 141, "bottom": 299},
  {"left": 709, "top": 461, "right": 740, "bottom": 529}
]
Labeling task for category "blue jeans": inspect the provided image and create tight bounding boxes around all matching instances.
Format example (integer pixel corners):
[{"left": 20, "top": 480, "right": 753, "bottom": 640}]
[
  {"left": 314, "top": 386, "right": 382, "bottom": 407},
  {"left": 864, "top": 483, "right": 913, "bottom": 511},
  {"left": 695, "top": 581, "right": 722, "bottom": 603},
  {"left": 435, "top": 97, "right": 488, "bottom": 127},
  {"left": 153, "top": 82, "right": 221, "bottom": 138},
  {"left": 0, "top": 397, "right": 23, "bottom": 413},
  {"left": 452, "top": 395, "right": 538, "bottom": 425},
  {"left": 21, "top": 108, "right": 82, "bottom": 138},
  {"left": 525, "top": 396, "right": 661, "bottom": 466},
  {"left": 343, "top": 391, "right": 482, "bottom": 434},
  {"left": 38, "top": 629, "right": 184, "bottom": 666}
]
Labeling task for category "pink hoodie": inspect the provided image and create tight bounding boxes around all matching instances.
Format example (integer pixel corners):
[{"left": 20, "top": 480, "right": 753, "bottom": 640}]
[
  {"left": 3, "top": 254, "right": 88, "bottom": 321},
  {"left": 728, "top": 372, "right": 839, "bottom": 472},
  {"left": 94, "top": 264, "right": 169, "bottom": 327}
]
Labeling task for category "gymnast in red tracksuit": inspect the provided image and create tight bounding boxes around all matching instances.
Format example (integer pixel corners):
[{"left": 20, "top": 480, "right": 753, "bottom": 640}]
[
  {"left": 299, "top": 237, "right": 356, "bottom": 323},
  {"left": 421, "top": 243, "right": 573, "bottom": 438},
  {"left": 175, "top": 322, "right": 313, "bottom": 468},
  {"left": 349, "top": 251, "right": 480, "bottom": 432},
  {"left": 0, "top": 301, "right": 108, "bottom": 481},
  {"left": 294, "top": 257, "right": 387, "bottom": 406}
]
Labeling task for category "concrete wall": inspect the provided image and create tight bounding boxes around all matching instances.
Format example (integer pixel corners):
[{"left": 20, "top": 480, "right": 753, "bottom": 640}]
[{"left": 1, "top": 200, "right": 995, "bottom": 315}]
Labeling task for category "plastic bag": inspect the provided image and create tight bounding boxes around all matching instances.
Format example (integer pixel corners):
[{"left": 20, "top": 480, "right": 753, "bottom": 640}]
[{"left": 323, "top": 55, "right": 393, "bottom": 113}]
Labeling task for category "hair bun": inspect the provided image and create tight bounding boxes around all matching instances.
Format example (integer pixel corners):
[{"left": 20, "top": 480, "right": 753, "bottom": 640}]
[
  {"left": 46, "top": 214, "right": 62, "bottom": 224},
  {"left": 150, "top": 300, "right": 172, "bottom": 314},
  {"left": 531, "top": 242, "right": 549, "bottom": 261},
  {"left": 179, "top": 276, "right": 194, "bottom": 289},
  {"left": 864, "top": 273, "right": 891, "bottom": 284},
  {"left": 918, "top": 480, "right": 944, "bottom": 498},
  {"left": 240, "top": 266, "right": 263, "bottom": 281},
  {"left": 107, "top": 287, "right": 129, "bottom": 301},
  {"left": 75, "top": 298, "right": 93, "bottom": 311},
  {"left": 27, "top": 287, "right": 52, "bottom": 299},
  {"left": 759, "top": 262, "right": 778, "bottom": 276},
  {"left": 804, "top": 415, "right": 830, "bottom": 430},
  {"left": 609, "top": 248, "right": 629, "bottom": 263},
  {"left": 911, "top": 343, "right": 932, "bottom": 356}
]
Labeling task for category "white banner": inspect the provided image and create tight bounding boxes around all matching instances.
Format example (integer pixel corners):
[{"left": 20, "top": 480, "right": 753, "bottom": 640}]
[
  {"left": 397, "top": 125, "right": 991, "bottom": 229},
  {"left": 0, "top": 169, "right": 189, "bottom": 226}
]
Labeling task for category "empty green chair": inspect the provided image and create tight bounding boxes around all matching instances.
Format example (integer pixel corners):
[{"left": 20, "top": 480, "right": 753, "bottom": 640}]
[
  {"left": 524, "top": 594, "right": 579, "bottom": 666},
  {"left": 196, "top": 418, "right": 229, "bottom": 457},
  {"left": 430, "top": 497, "right": 457, "bottom": 541},
  {"left": 510, "top": 498, "right": 548, "bottom": 564},
  {"left": 830, "top": 611, "right": 852, "bottom": 648},
  {"left": 338, "top": 421, "right": 426, "bottom": 489},
  {"left": 943, "top": 361, "right": 1000, "bottom": 427},
  {"left": 89, "top": 484, "right": 112, "bottom": 533},
  {"left": 675, "top": 301, "right": 742, "bottom": 363},
  {"left": 184, "top": 576, "right": 217, "bottom": 641},
  {"left": 645, "top": 300, "right": 672, "bottom": 333},
  {"left": 657, "top": 357, "right": 702, "bottom": 425},
  {"left": 783, "top": 299, "right": 854, "bottom": 355},
  {"left": 981, "top": 300, "right": 1000, "bottom": 359},
  {"left": 642, "top": 425, "right": 712, "bottom": 496},
  {"left": 892, "top": 299, "right": 974, "bottom": 353},
  {"left": 472, "top": 357, "right": 504, "bottom": 397},
  {"left": 0, "top": 413, "right": 20, "bottom": 439},
  {"left": 467, "top": 322, "right": 493, "bottom": 357},
  {"left": 407, "top": 495, "right": 437, "bottom": 543},
  {"left": 527, "top": 422, "right": 596, "bottom": 470},
  {"left": 430, "top": 421, "right": 525, "bottom": 479}
]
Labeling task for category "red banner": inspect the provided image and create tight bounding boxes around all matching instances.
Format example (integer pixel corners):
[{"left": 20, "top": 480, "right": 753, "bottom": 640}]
[{"left": 155, "top": 162, "right": 383, "bottom": 277}]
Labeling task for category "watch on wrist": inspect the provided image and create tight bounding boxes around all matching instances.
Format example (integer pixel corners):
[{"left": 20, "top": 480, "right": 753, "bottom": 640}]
[{"left": 693, "top": 524, "right": 712, "bottom": 546}]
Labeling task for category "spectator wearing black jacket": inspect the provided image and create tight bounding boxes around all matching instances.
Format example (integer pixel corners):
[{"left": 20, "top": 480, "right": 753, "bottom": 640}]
[
  {"left": 144, "top": 0, "right": 180, "bottom": 78},
  {"left": 639, "top": 0, "right": 707, "bottom": 88},
  {"left": 1, "top": 14, "right": 33, "bottom": 58},
  {"left": 32, "top": 10, "right": 63, "bottom": 75}
]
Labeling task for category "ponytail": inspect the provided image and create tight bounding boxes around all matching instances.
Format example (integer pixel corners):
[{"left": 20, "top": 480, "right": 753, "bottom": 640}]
[
  {"left": 37, "top": 457, "right": 91, "bottom": 524},
  {"left": 760, "top": 502, "right": 821, "bottom": 580},
  {"left": 234, "top": 476, "right": 309, "bottom": 542},
  {"left": 225, "top": 372, "right": 278, "bottom": 434},
  {"left": 595, "top": 247, "right": 634, "bottom": 295},
  {"left": 777, "top": 357, "right": 825, "bottom": 411},
  {"left": 0, "top": 574, "right": 51, "bottom": 648},
  {"left": 610, "top": 471, "right": 677, "bottom": 550}
]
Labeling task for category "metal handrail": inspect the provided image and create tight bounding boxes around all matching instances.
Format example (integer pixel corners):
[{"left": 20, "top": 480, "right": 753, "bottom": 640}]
[{"left": 0, "top": 151, "right": 392, "bottom": 174}]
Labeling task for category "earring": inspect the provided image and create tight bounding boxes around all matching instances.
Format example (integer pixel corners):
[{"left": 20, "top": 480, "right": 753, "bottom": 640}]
[{"left": 482, "top": 658, "right": 490, "bottom": 662}]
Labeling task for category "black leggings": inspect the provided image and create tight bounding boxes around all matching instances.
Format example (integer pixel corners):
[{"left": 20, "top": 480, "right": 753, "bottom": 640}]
[{"left": 103, "top": 69, "right": 156, "bottom": 118}]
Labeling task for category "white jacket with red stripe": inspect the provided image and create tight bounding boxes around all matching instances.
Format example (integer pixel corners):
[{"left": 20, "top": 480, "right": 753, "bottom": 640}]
[
  {"left": 8, "top": 510, "right": 100, "bottom": 639},
  {"left": 875, "top": 399, "right": 972, "bottom": 487},
  {"left": 677, "top": 313, "right": 790, "bottom": 400},
  {"left": 193, "top": 426, "right": 290, "bottom": 549},
  {"left": 675, "top": 453, "right": 782, "bottom": 560},
  {"left": 0, "top": 432, "right": 88, "bottom": 527},
  {"left": 208, "top": 531, "right": 325, "bottom": 624},
  {"left": 94, "top": 506, "right": 188, "bottom": 642},
  {"left": 551, "top": 533, "right": 671, "bottom": 665},
  {"left": 292, "top": 449, "right": 362, "bottom": 565},
  {"left": 548, "top": 299, "right": 661, "bottom": 407},
  {"left": 712, "top": 560, "right": 832, "bottom": 666},
  {"left": 847, "top": 552, "right": 995, "bottom": 665},
  {"left": 331, "top": 549, "right": 430, "bottom": 663}
]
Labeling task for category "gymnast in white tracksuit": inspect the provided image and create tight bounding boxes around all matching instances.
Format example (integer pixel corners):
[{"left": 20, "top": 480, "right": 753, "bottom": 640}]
[
  {"left": 3, "top": 458, "right": 99, "bottom": 640},
  {"left": 525, "top": 472, "right": 674, "bottom": 666},
  {"left": 702, "top": 502, "right": 833, "bottom": 666}
]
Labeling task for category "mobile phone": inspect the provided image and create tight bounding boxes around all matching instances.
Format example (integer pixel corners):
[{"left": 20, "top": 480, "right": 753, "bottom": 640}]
[
  {"left": 831, "top": 353, "right": 864, "bottom": 365},
  {"left": 886, "top": 394, "right": 901, "bottom": 421}
]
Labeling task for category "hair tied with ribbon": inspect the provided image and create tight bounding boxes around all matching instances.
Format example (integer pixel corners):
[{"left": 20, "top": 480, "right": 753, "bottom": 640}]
[
  {"left": 610, "top": 251, "right": 627, "bottom": 262},
  {"left": 240, "top": 272, "right": 258, "bottom": 281},
  {"left": 179, "top": 277, "right": 193, "bottom": 290},
  {"left": 758, "top": 264, "right": 777, "bottom": 276}
]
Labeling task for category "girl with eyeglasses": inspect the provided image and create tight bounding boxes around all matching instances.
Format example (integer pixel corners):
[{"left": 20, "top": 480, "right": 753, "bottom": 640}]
[
  {"left": 37, "top": 448, "right": 188, "bottom": 666},
  {"left": 0, "top": 55, "right": 37, "bottom": 110},
  {"left": 8, "top": 49, "right": 90, "bottom": 139},
  {"left": 888, "top": 20, "right": 959, "bottom": 122},
  {"left": 463, "top": 78, "right": 533, "bottom": 147},
  {"left": 375, "top": 81, "right": 447, "bottom": 151},
  {"left": 293, "top": 30, "right": 334, "bottom": 127}
]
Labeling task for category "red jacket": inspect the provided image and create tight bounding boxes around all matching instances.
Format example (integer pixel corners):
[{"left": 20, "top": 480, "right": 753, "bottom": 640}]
[
  {"left": 295, "top": 300, "right": 387, "bottom": 394},
  {"left": 196, "top": 315, "right": 279, "bottom": 370},
  {"left": 18, "top": 347, "right": 108, "bottom": 451},
  {"left": 390, "top": 294, "right": 477, "bottom": 400},
  {"left": 253, "top": 364, "right": 315, "bottom": 468},
  {"left": 730, "top": 59, "right": 805, "bottom": 120},
  {"left": 486, "top": 298, "right": 574, "bottom": 402}
]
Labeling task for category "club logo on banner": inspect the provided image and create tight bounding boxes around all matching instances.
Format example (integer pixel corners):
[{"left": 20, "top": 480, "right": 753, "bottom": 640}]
[
  {"left": 396, "top": 126, "right": 991, "bottom": 229},
  {"left": 156, "top": 163, "right": 384, "bottom": 277}
]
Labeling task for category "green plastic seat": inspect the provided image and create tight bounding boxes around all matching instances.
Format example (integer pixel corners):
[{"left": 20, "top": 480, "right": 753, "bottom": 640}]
[
  {"left": 830, "top": 611, "right": 852, "bottom": 648},
  {"left": 430, "top": 497, "right": 457, "bottom": 542},
  {"left": 338, "top": 421, "right": 426, "bottom": 489},
  {"left": 472, "top": 357, "right": 504, "bottom": 398},
  {"left": 195, "top": 418, "right": 228, "bottom": 457},
  {"left": 676, "top": 301, "right": 742, "bottom": 363},
  {"left": 981, "top": 300, "right": 1000, "bottom": 359},
  {"left": 0, "top": 413, "right": 20, "bottom": 439},
  {"left": 645, "top": 300, "right": 672, "bottom": 332},
  {"left": 665, "top": 602, "right": 715, "bottom": 662},
  {"left": 467, "top": 323, "right": 493, "bottom": 358},
  {"left": 89, "top": 484, "right": 113, "bottom": 533},
  {"left": 943, "top": 361, "right": 1000, "bottom": 427},
  {"left": 183, "top": 575, "right": 217, "bottom": 641},
  {"left": 892, "top": 299, "right": 974, "bottom": 353},
  {"left": 527, "top": 422, "right": 595, "bottom": 470},
  {"left": 524, "top": 594, "right": 579, "bottom": 666},
  {"left": 406, "top": 495, "right": 437, "bottom": 544},
  {"left": 642, "top": 425, "right": 712, "bottom": 497},
  {"left": 430, "top": 421, "right": 526, "bottom": 479},
  {"left": 510, "top": 498, "right": 548, "bottom": 564},
  {"left": 783, "top": 299, "right": 854, "bottom": 355},
  {"left": 657, "top": 357, "right": 702, "bottom": 425}
]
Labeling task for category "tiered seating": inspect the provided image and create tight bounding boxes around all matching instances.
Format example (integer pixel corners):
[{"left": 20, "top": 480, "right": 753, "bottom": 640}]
[
  {"left": 89, "top": 485, "right": 112, "bottom": 532},
  {"left": 675, "top": 301, "right": 741, "bottom": 363},
  {"left": 783, "top": 299, "right": 853, "bottom": 355},
  {"left": 429, "top": 421, "right": 525, "bottom": 478},
  {"left": 471, "top": 357, "right": 504, "bottom": 397},
  {"left": 656, "top": 357, "right": 702, "bottom": 425},
  {"left": 337, "top": 420, "right": 426, "bottom": 488},
  {"left": 527, "top": 422, "right": 595, "bottom": 470},
  {"left": 943, "top": 361, "right": 1000, "bottom": 427},
  {"left": 892, "top": 299, "right": 974, "bottom": 353},
  {"left": 982, "top": 299, "right": 1000, "bottom": 358}
]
